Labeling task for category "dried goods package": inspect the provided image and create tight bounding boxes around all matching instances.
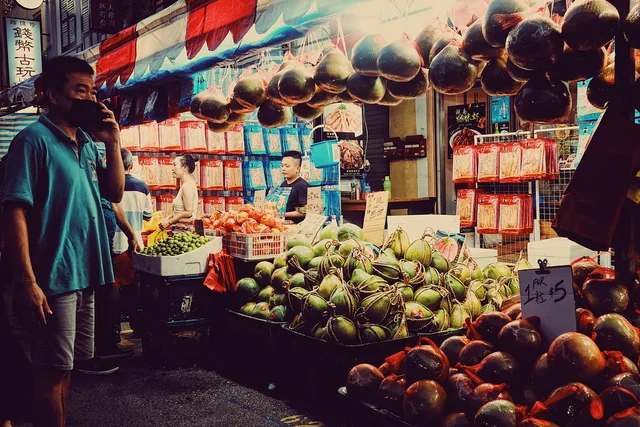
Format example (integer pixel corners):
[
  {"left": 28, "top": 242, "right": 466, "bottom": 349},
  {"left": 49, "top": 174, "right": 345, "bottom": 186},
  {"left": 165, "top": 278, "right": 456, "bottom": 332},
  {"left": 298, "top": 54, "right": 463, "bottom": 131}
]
[
  {"left": 499, "top": 142, "right": 522, "bottom": 183},
  {"left": 224, "top": 160, "right": 243, "bottom": 191},
  {"left": 120, "top": 126, "right": 140, "bottom": 151},
  {"left": 499, "top": 194, "right": 533, "bottom": 235},
  {"left": 203, "top": 196, "right": 225, "bottom": 214},
  {"left": 158, "top": 157, "right": 176, "bottom": 189},
  {"left": 477, "top": 143, "right": 500, "bottom": 182},
  {"left": 226, "top": 124, "right": 245, "bottom": 155},
  {"left": 282, "top": 127, "right": 302, "bottom": 153},
  {"left": 206, "top": 129, "right": 226, "bottom": 154},
  {"left": 139, "top": 122, "right": 159, "bottom": 152},
  {"left": 158, "top": 118, "right": 181, "bottom": 151},
  {"left": 520, "top": 139, "right": 546, "bottom": 181},
  {"left": 245, "top": 160, "right": 267, "bottom": 190},
  {"left": 200, "top": 159, "right": 224, "bottom": 190},
  {"left": 457, "top": 189, "right": 479, "bottom": 227},
  {"left": 264, "top": 128, "right": 282, "bottom": 156},
  {"left": 226, "top": 196, "right": 244, "bottom": 212},
  {"left": 477, "top": 194, "right": 499, "bottom": 234},
  {"left": 452, "top": 145, "right": 477, "bottom": 184},
  {"left": 244, "top": 125, "right": 267, "bottom": 155},
  {"left": 157, "top": 194, "right": 175, "bottom": 217},
  {"left": 180, "top": 121, "right": 208, "bottom": 153},
  {"left": 137, "top": 156, "right": 160, "bottom": 189},
  {"left": 544, "top": 138, "right": 559, "bottom": 180}
]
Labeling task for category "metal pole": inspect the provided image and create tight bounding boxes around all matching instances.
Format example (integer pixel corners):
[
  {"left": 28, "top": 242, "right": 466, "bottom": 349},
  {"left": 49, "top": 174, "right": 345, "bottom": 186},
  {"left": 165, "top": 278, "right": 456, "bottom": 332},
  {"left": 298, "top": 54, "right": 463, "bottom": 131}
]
[{"left": 434, "top": 92, "right": 446, "bottom": 214}]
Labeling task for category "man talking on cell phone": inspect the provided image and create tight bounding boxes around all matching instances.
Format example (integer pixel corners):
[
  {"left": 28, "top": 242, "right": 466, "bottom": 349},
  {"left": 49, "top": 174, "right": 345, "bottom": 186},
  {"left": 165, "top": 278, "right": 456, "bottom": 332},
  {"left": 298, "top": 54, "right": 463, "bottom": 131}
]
[
  {"left": 2, "top": 56, "right": 124, "bottom": 427},
  {"left": 280, "top": 151, "right": 309, "bottom": 223}
]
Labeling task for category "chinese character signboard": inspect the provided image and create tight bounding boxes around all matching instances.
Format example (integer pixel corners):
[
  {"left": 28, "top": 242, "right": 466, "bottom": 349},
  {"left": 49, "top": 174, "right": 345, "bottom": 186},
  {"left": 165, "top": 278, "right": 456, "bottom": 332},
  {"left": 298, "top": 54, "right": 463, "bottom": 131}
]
[
  {"left": 90, "top": 0, "right": 124, "bottom": 34},
  {"left": 363, "top": 191, "right": 389, "bottom": 246},
  {"left": 5, "top": 18, "right": 42, "bottom": 87},
  {"left": 447, "top": 103, "right": 486, "bottom": 159}
]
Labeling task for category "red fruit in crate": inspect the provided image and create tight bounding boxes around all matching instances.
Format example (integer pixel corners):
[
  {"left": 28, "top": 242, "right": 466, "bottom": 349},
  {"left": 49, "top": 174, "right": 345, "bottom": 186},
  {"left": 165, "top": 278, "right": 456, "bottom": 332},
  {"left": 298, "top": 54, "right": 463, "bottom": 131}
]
[
  {"left": 547, "top": 332, "right": 605, "bottom": 384},
  {"left": 236, "top": 211, "right": 249, "bottom": 225},
  {"left": 345, "top": 364, "right": 384, "bottom": 403},
  {"left": 403, "top": 380, "right": 448, "bottom": 425},
  {"left": 224, "top": 218, "right": 236, "bottom": 232}
]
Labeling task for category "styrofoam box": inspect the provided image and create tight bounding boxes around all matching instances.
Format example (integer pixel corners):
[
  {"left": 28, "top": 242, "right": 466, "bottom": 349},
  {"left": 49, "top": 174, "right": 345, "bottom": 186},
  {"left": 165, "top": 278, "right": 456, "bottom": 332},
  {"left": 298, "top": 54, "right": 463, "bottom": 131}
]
[
  {"left": 132, "top": 237, "right": 223, "bottom": 277},
  {"left": 468, "top": 248, "right": 498, "bottom": 269},
  {"left": 528, "top": 237, "right": 596, "bottom": 267}
]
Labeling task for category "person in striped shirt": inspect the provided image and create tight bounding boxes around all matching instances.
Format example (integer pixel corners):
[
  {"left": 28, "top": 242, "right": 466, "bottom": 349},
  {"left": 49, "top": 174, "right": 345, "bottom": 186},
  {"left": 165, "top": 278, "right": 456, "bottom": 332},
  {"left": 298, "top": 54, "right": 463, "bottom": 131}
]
[{"left": 112, "top": 148, "right": 153, "bottom": 255}]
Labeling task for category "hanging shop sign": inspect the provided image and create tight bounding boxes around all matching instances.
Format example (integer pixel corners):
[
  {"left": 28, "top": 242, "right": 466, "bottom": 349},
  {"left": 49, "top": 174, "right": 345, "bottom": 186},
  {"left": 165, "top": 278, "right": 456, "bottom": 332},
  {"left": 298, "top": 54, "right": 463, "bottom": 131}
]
[
  {"left": 90, "top": 0, "right": 125, "bottom": 34},
  {"left": 447, "top": 102, "right": 486, "bottom": 159},
  {"left": 5, "top": 18, "right": 42, "bottom": 87}
]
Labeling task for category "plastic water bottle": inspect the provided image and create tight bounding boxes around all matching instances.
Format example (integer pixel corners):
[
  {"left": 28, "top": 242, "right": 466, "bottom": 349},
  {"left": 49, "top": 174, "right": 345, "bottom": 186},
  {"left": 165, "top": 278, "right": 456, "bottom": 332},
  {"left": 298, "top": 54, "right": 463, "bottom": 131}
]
[{"left": 383, "top": 176, "right": 392, "bottom": 200}]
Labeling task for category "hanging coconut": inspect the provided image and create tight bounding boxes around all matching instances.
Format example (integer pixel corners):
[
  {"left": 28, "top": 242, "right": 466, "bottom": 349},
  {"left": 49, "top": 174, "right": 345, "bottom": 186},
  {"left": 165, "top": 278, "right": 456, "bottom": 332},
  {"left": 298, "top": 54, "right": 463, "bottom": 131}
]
[
  {"left": 514, "top": 74, "right": 571, "bottom": 123},
  {"left": 346, "top": 73, "right": 386, "bottom": 104},
  {"left": 377, "top": 90, "right": 403, "bottom": 106},
  {"left": 314, "top": 48, "right": 353, "bottom": 94},
  {"left": 386, "top": 69, "right": 428, "bottom": 99},
  {"left": 429, "top": 44, "right": 478, "bottom": 95},
  {"left": 207, "top": 121, "right": 233, "bottom": 133},
  {"left": 292, "top": 103, "right": 323, "bottom": 121},
  {"left": 257, "top": 100, "right": 292, "bottom": 128},
  {"left": 506, "top": 15, "right": 564, "bottom": 72},
  {"left": 307, "top": 90, "right": 339, "bottom": 108},
  {"left": 551, "top": 46, "right": 606, "bottom": 82},
  {"left": 481, "top": 57, "right": 524, "bottom": 97},
  {"left": 278, "top": 65, "right": 316, "bottom": 104},
  {"left": 351, "top": 34, "right": 386, "bottom": 77},
  {"left": 482, "top": 0, "right": 529, "bottom": 48},
  {"left": 463, "top": 20, "right": 504, "bottom": 62},
  {"left": 587, "top": 65, "right": 616, "bottom": 110},
  {"left": 267, "top": 70, "right": 295, "bottom": 107},
  {"left": 199, "top": 89, "right": 230, "bottom": 124},
  {"left": 562, "top": 0, "right": 620, "bottom": 51},
  {"left": 232, "top": 76, "right": 267, "bottom": 109},
  {"left": 415, "top": 24, "right": 444, "bottom": 65}
]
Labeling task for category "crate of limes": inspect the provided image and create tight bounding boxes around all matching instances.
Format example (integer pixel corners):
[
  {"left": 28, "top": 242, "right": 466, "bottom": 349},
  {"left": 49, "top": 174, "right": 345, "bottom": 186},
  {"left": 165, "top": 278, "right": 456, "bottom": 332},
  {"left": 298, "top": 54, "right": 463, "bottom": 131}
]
[{"left": 132, "top": 232, "right": 223, "bottom": 277}]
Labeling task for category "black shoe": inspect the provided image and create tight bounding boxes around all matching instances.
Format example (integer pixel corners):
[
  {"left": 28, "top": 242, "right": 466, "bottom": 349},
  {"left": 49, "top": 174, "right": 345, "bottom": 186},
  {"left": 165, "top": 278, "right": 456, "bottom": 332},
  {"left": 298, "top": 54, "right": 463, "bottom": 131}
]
[
  {"left": 96, "top": 343, "right": 134, "bottom": 360},
  {"left": 75, "top": 358, "right": 120, "bottom": 375}
]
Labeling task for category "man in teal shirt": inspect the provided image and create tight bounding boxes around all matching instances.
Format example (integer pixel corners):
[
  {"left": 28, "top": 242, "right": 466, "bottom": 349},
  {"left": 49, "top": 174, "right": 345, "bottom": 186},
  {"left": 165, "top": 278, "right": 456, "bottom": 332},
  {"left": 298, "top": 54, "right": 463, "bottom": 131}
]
[{"left": 2, "top": 56, "right": 124, "bottom": 427}]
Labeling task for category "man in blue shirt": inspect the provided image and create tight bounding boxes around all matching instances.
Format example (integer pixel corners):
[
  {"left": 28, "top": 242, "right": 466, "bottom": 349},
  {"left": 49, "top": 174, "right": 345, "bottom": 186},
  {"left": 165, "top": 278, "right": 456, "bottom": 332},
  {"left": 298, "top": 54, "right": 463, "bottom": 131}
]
[{"left": 2, "top": 56, "right": 124, "bottom": 427}]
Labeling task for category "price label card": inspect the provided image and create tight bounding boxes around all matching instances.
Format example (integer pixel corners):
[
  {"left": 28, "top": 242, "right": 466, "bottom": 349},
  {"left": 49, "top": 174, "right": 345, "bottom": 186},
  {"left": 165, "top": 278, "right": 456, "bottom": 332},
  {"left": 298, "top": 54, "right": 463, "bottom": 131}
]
[
  {"left": 307, "top": 187, "right": 324, "bottom": 215},
  {"left": 363, "top": 191, "right": 389, "bottom": 246},
  {"left": 291, "top": 214, "right": 327, "bottom": 244},
  {"left": 518, "top": 263, "right": 576, "bottom": 343},
  {"left": 254, "top": 189, "right": 266, "bottom": 209}
]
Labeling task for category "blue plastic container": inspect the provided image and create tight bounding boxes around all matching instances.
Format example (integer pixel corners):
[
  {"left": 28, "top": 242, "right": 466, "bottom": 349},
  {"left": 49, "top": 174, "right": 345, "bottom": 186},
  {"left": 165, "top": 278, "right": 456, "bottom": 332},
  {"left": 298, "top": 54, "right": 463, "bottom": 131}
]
[{"left": 310, "top": 139, "right": 340, "bottom": 168}]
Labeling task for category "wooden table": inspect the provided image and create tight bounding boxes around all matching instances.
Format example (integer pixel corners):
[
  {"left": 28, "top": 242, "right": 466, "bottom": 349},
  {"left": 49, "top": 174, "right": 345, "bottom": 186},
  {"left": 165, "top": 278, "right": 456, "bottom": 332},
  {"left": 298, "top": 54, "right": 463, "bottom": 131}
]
[{"left": 341, "top": 197, "right": 436, "bottom": 227}]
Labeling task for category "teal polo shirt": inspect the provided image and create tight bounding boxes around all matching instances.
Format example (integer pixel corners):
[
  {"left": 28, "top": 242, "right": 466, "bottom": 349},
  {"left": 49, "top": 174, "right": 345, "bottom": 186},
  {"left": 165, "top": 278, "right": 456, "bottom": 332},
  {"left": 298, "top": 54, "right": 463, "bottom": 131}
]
[{"left": 2, "top": 115, "right": 114, "bottom": 296}]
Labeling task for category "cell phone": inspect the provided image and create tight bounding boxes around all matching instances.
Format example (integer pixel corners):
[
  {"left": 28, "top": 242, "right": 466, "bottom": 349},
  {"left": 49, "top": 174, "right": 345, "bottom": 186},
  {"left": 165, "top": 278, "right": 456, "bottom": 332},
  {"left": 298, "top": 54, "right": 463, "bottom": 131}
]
[{"left": 76, "top": 100, "right": 111, "bottom": 131}]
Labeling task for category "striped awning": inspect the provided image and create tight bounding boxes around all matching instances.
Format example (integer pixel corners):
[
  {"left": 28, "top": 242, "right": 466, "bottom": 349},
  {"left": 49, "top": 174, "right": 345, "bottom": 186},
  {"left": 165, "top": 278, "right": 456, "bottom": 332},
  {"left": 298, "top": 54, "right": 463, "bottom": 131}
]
[{"left": 0, "top": 110, "right": 39, "bottom": 157}]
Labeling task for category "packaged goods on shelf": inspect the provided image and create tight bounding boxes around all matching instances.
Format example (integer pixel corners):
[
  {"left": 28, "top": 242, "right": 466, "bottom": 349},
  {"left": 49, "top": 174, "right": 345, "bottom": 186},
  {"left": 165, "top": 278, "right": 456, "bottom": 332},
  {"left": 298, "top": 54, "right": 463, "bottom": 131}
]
[
  {"left": 203, "top": 196, "right": 225, "bottom": 214},
  {"left": 200, "top": 159, "right": 224, "bottom": 190},
  {"left": 263, "top": 128, "right": 283, "bottom": 156},
  {"left": 226, "top": 124, "right": 245, "bottom": 155},
  {"left": 197, "top": 197, "right": 204, "bottom": 218},
  {"left": 299, "top": 126, "right": 312, "bottom": 153},
  {"left": 308, "top": 159, "right": 323, "bottom": 186},
  {"left": 226, "top": 196, "right": 244, "bottom": 211},
  {"left": 477, "top": 143, "right": 500, "bottom": 183},
  {"left": 265, "top": 160, "right": 283, "bottom": 187},
  {"left": 194, "top": 162, "right": 201, "bottom": 188},
  {"left": 158, "top": 157, "right": 176, "bottom": 189},
  {"left": 244, "top": 160, "right": 267, "bottom": 190},
  {"left": 281, "top": 126, "right": 302, "bottom": 152},
  {"left": 180, "top": 121, "right": 207, "bottom": 153},
  {"left": 157, "top": 194, "right": 175, "bottom": 216},
  {"left": 139, "top": 121, "right": 160, "bottom": 152},
  {"left": 206, "top": 128, "right": 226, "bottom": 154},
  {"left": 457, "top": 188, "right": 479, "bottom": 227},
  {"left": 544, "top": 138, "right": 559, "bottom": 180},
  {"left": 322, "top": 164, "right": 340, "bottom": 185},
  {"left": 121, "top": 126, "right": 140, "bottom": 151},
  {"left": 244, "top": 125, "right": 267, "bottom": 155},
  {"left": 499, "top": 142, "right": 523, "bottom": 183},
  {"left": 158, "top": 118, "right": 181, "bottom": 151},
  {"left": 223, "top": 160, "right": 243, "bottom": 191},
  {"left": 498, "top": 194, "right": 533, "bottom": 235},
  {"left": 151, "top": 197, "right": 157, "bottom": 212},
  {"left": 265, "top": 187, "right": 291, "bottom": 216},
  {"left": 300, "top": 156, "right": 311, "bottom": 182},
  {"left": 138, "top": 156, "right": 160, "bottom": 189},
  {"left": 477, "top": 193, "right": 499, "bottom": 234},
  {"left": 452, "top": 145, "right": 477, "bottom": 184},
  {"left": 520, "top": 139, "right": 547, "bottom": 181}
]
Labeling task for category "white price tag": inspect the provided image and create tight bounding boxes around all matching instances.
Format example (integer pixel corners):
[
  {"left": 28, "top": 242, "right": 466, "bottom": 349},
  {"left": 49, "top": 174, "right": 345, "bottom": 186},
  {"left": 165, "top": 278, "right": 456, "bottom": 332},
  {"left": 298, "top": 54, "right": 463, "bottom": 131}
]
[
  {"left": 518, "top": 260, "right": 576, "bottom": 343},
  {"left": 306, "top": 187, "right": 324, "bottom": 215},
  {"left": 254, "top": 189, "right": 266, "bottom": 209}
]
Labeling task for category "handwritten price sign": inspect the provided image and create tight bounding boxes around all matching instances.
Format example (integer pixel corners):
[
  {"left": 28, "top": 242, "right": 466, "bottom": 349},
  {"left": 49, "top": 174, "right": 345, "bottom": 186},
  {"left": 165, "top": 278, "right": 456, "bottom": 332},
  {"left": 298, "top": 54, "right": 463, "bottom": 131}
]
[
  {"left": 254, "top": 189, "right": 266, "bottom": 209},
  {"left": 307, "top": 187, "right": 324, "bottom": 215},
  {"left": 363, "top": 191, "right": 388, "bottom": 246},
  {"left": 518, "top": 262, "right": 575, "bottom": 343}
]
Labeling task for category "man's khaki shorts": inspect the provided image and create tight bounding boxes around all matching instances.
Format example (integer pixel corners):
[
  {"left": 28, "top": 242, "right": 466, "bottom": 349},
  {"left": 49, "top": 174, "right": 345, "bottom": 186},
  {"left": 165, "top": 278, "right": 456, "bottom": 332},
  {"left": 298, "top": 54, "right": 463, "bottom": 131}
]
[{"left": 5, "top": 285, "right": 95, "bottom": 371}]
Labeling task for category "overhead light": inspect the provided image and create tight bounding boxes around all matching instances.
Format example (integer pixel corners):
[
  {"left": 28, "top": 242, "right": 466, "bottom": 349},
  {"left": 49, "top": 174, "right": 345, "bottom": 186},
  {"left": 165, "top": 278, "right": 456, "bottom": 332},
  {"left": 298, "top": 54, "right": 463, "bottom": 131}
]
[{"left": 16, "top": 0, "right": 44, "bottom": 10}]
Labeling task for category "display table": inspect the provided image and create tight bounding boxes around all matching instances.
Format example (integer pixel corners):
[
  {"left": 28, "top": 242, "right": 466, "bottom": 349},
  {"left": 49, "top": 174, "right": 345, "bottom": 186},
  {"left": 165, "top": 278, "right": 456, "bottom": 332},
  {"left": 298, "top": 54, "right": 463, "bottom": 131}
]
[{"left": 341, "top": 197, "right": 436, "bottom": 227}]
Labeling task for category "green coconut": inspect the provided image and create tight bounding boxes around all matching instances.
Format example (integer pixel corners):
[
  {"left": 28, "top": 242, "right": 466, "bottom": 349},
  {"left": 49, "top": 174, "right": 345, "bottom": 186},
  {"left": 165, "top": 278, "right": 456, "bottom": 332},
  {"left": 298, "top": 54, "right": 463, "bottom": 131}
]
[
  {"left": 337, "top": 224, "right": 365, "bottom": 242},
  {"left": 318, "top": 274, "right": 342, "bottom": 300},
  {"left": 405, "top": 239, "right": 432, "bottom": 267},
  {"left": 252, "top": 302, "right": 271, "bottom": 320},
  {"left": 270, "top": 267, "right": 290, "bottom": 291},
  {"left": 430, "top": 252, "right": 450, "bottom": 273},
  {"left": 253, "top": 261, "right": 274, "bottom": 287},
  {"left": 414, "top": 287, "right": 444, "bottom": 311},
  {"left": 286, "top": 246, "right": 315, "bottom": 269},
  {"left": 257, "top": 285, "right": 275, "bottom": 303},
  {"left": 236, "top": 278, "right": 260, "bottom": 302},
  {"left": 240, "top": 302, "right": 256, "bottom": 315}
]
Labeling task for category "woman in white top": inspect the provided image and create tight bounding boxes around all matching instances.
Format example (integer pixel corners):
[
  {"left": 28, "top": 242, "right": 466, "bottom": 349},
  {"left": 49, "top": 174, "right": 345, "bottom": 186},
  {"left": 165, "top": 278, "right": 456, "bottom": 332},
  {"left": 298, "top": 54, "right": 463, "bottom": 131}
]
[{"left": 160, "top": 154, "right": 199, "bottom": 229}]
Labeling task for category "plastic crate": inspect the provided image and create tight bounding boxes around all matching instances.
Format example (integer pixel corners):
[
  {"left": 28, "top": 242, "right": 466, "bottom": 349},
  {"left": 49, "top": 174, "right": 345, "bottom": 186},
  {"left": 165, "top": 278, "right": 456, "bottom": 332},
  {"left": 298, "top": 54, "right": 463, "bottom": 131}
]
[{"left": 225, "top": 232, "right": 286, "bottom": 260}]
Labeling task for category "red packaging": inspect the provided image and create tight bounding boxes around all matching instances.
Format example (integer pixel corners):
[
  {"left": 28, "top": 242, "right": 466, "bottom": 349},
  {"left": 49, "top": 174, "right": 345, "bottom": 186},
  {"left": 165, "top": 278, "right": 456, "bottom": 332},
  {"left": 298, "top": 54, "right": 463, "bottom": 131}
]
[
  {"left": 224, "top": 160, "right": 243, "bottom": 191},
  {"left": 138, "top": 121, "right": 159, "bottom": 152},
  {"left": 158, "top": 117, "right": 181, "bottom": 152},
  {"left": 157, "top": 194, "right": 175, "bottom": 217},
  {"left": 477, "top": 194, "right": 499, "bottom": 234},
  {"left": 157, "top": 157, "right": 176, "bottom": 189},
  {"left": 194, "top": 162, "right": 201, "bottom": 189},
  {"left": 226, "top": 124, "right": 245, "bottom": 155},
  {"left": 203, "top": 196, "right": 226, "bottom": 214},
  {"left": 452, "top": 145, "right": 477, "bottom": 184},
  {"left": 477, "top": 144, "right": 500, "bottom": 183},
  {"left": 206, "top": 128, "right": 226, "bottom": 154},
  {"left": 544, "top": 138, "right": 559, "bottom": 180},
  {"left": 197, "top": 196, "right": 204, "bottom": 218},
  {"left": 498, "top": 194, "right": 533, "bottom": 235},
  {"left": 180, "top": 121, "right": 208, "bottom": 153},
  {"left": 499, "top": 142, "right": 523, "bottom": 183},
  {"left": 457, "top": 189, "right": 479, "bottom": 227},
  {"left": 200, "top": 159, "right": 224, "bottom": 190},
  {"left": 520, "top": 139, "right": 547, "bottom": 181},
  {"left": 137, "top": 156, "right": 159, "bottom": 189},
  {"left": 120, "top": 126, "right": 140, "bottom": 151},
  {"left": 151, "top": 196, "right": 157, "bottom": 213},
  {"left": 226, "top": 196, "right": 244, "bottom": 212}
]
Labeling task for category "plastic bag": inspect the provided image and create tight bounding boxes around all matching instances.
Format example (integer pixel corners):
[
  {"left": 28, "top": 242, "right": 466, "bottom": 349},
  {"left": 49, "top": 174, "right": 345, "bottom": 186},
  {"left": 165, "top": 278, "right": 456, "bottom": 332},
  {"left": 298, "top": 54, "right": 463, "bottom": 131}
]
[
  {"left": 139, "top": 121, "right": 159, "bottom": 152},
  {"left": 180, "top": 121, "right": 208, "bottom": 153},
  {"left": 112, "top": 252, "right": 136, "bottom": 287},
  {"left": 244, "top": 125, "right": 267, "bottom": 155},
  {"left": 158, "top": 157, "right": 175, "bottom": 189},
  {"left": 453, "top": 145, "right": 477, "bottom": 184},
  {"left": 521, "top": 139, "right": 546, "bottom": 181},
  {"left": 477, "top": 194, "right": 499, "bottom": 234},
  {"left": 457, "top": 189, "right": 479, "bottom": 227},
  {"left": 226, "top": 124, "right": 245, "bottom": 155},
  {"left": 206, "top": 128, "right": 226, "bottom": 154},
  {"left": 224, "top": 160, "right": 243, "bottom": 191},
  {"left": 203, "top": 251, "right": 238, "bottom": 293},
  {"left": 203, "top": 196, "right": 225, "bottom": 215},
  {"left": 200, "top": 159, "right": 224, "bottom": 190},
  {"left": 120, "top": 126, "right": 140, "bottom": 151},
  {"left": 158, "top": 117, "right": 181, "bottom": 152},
  {"left": 499, "top": 142, "right": 523, "bottom": 183},
  {"left": 477, "top": 143, "right": 500, "bottom": 182},
  {"left": 137, "top": 156, "right": 159, "bottom": 189},
  {"left": 264, "top": 128, "right": 283, "bottom": 156}
]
